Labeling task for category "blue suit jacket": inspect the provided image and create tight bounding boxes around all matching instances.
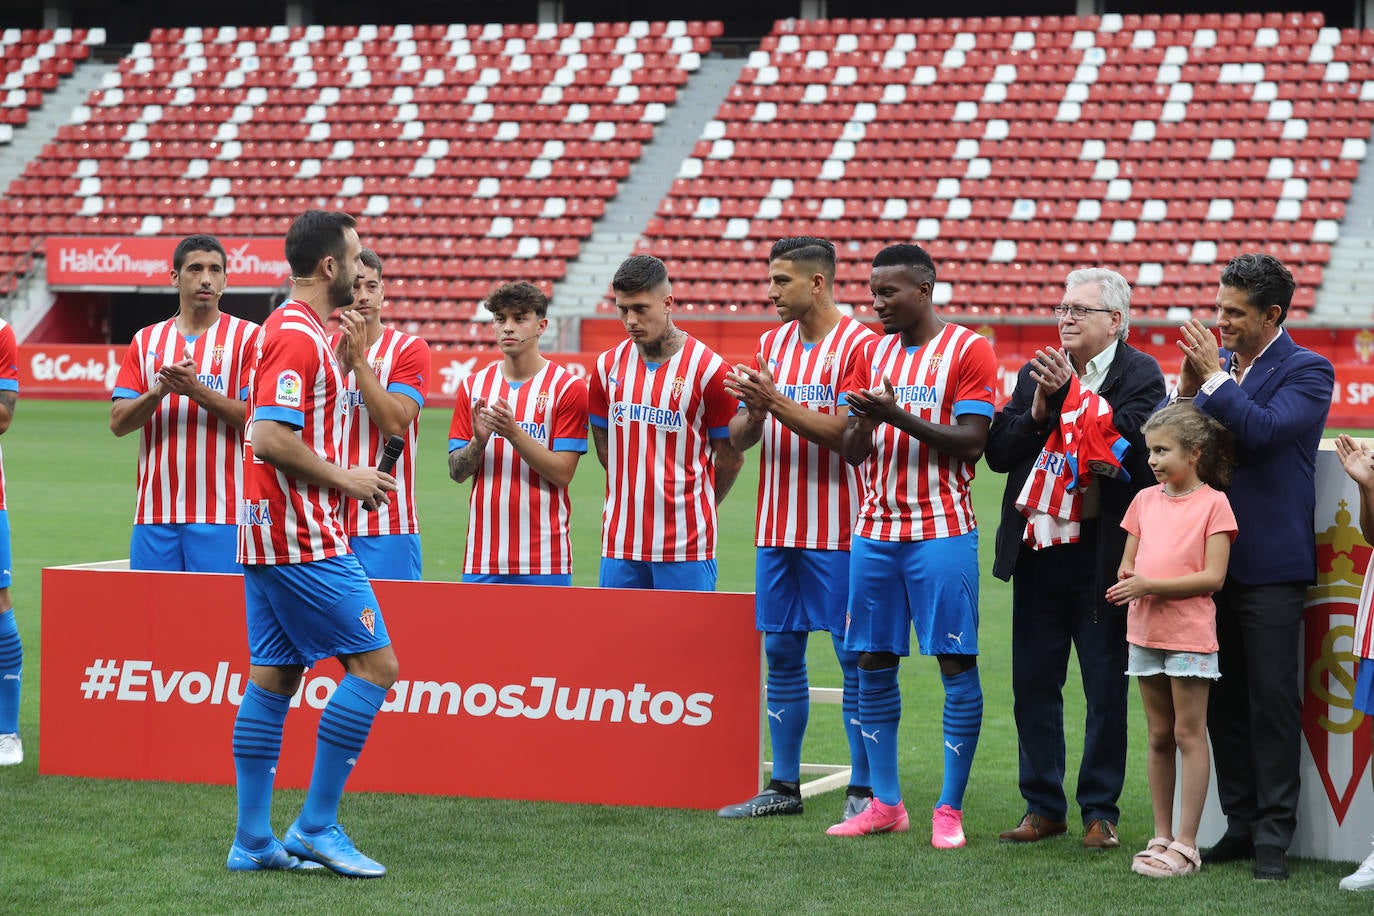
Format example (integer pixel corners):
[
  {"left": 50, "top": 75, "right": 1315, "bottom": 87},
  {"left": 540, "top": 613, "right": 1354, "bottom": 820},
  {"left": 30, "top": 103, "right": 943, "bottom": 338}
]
[{"left": 1192, "top": 330, "right": 1334, "bottom": 585}]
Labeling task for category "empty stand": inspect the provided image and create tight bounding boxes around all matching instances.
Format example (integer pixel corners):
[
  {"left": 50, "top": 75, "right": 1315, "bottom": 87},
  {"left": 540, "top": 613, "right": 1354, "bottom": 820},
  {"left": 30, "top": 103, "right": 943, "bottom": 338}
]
[
  {"left": 641, "top": 11, "right": 1370, "bottom": 321},
  {"left": 0, "top": 20, "right": 719, "bottom": 345},
  {"left": 0, "top": 28, "right": 105, "bottom": 144}
]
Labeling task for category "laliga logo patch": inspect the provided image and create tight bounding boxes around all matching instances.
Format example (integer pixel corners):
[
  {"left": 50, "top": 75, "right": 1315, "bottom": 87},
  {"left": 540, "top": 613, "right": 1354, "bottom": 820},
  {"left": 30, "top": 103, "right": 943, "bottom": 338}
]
[
  {"left": 359, "top": 607, "right": 376, "bottom": 635},
  {"left": 275, "top": 370, "right": 302, "bottom": 407}
]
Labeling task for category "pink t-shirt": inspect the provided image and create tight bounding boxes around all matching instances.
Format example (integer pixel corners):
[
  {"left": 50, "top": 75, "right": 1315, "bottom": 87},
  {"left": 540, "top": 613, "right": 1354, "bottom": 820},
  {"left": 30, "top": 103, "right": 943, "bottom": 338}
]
[{"left": 1121, "top": 483, "right": 1238, "bottom": 652}]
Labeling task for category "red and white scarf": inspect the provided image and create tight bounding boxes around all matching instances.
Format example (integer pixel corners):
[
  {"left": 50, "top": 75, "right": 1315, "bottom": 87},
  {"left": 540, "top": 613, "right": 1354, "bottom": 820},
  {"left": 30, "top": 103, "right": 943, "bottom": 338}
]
[{"left": 1014, "top": 375, "right": 1131, "bottom": 548}]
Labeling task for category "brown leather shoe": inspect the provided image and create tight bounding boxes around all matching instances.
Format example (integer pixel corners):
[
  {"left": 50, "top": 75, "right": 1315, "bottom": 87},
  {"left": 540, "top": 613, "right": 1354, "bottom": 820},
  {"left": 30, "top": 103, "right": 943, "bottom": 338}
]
[
  {"left": 1082, "top": 819, "right": 1120, "bottom": 849},
  {"left": 999, "top": 813, "right": 1068, "bottom": 843}
]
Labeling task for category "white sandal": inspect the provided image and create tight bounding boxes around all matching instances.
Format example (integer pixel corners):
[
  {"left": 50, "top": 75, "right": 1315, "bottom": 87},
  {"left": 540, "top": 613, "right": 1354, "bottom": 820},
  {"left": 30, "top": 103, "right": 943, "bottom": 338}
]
[{"left": 1133, "top": 841, "right": 1202, "bottom": 878}]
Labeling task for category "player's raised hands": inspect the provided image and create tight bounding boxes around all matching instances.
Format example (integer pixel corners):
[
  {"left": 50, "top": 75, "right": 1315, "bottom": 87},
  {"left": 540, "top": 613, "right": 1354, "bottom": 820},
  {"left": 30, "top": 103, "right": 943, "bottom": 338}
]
[
  {"left": 336, "top": 308, "right": 369, "bottom": 371},
  {"left": 470, "top": 397, "right": 494, "bottom": 442},
  {"left": 846, "top": 376, "right": 898, "bottom": 422},
  {"left": 157, "top": 358, "right": 200, "bottom": 395},
  {"left": 724, "top": 353, "right": 777, "bottom": 422},
  {"left": 478, "top": 397, "right": 521, "bottom": 439}
]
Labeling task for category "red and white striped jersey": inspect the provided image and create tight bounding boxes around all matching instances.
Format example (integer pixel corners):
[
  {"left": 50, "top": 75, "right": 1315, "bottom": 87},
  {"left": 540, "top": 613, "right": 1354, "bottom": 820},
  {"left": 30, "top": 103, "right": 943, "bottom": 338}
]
[
  {"left": 448, "top": 360, "right": 589, "bottom": 575},
  {"left": 0, "top": 320, "right": 18, "bottom": 510},
  {"left": 589, "top": 335, "right": 737, "bottom": 562},
  {"left": 237, "top": 300, "right": 350, "bottom": 565},
  {"left": 1357, "top": 553, "right": 1374, "bottom": 661},
  {"left": 334, "top": 326, "right": 431, "bottom": 538},
  {"left": 753, "top": 315, "right": 878, "bottom": 550},
  {"left": 1014, "top": 376, "right": 1129, "bottom": 548},
  {"left": 844, "top": 323, "right": 998, "bottom": 542},
  {"left": 112, "top": 313, "right": 260, "bottom": 525}
]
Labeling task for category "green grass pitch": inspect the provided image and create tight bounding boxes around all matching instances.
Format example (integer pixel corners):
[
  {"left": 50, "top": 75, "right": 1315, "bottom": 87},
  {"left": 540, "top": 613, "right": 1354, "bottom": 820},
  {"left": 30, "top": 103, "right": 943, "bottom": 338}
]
[{"left": 1, "top": 401, "right": 1368, "bottom": 912}]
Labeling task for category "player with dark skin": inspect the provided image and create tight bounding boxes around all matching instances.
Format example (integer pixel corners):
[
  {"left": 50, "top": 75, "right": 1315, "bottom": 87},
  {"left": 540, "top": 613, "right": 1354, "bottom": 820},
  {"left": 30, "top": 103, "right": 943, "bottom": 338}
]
[{"left": 841, "top": 260, "right": 989, "bottom": 681}]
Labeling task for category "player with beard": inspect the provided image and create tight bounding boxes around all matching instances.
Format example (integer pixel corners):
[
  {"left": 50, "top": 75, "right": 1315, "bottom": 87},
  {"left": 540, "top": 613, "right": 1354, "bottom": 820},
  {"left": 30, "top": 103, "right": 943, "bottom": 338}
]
[{"left": 228, "top": 210, "right": 398, "bottom": 878}]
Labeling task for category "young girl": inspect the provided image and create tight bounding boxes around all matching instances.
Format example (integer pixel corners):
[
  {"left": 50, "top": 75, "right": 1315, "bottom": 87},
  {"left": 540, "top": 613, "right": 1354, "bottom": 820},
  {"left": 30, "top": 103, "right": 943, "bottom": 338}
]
[{"left": 1105, "top": 403, "right": 1237, "bottom": 878}]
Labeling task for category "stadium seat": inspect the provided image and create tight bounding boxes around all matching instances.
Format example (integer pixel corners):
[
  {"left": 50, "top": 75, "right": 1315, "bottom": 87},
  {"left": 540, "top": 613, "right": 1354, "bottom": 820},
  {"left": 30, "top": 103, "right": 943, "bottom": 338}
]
[{"left": 637, "top": 11, "right": 1367, "bottom": 318}]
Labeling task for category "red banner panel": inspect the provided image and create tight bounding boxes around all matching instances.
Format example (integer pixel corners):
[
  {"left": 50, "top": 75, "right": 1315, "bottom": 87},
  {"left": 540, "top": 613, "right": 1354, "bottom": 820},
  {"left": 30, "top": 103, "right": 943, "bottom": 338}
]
[
  {"left": 40, "top": 569, "right": 761, "bottom": 809},
  {"left": 45, "top": 237, "right": 290, "bottom": 288}
]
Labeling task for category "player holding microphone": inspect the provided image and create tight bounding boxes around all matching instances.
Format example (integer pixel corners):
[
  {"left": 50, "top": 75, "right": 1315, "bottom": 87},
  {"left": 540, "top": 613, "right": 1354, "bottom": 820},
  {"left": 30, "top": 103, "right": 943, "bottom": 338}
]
[
  {"left": 449, "top": 281, "right": 589, "bottom": 585},
  {"left": 228, "top": 210, "right": 399, "bottom": 877}
]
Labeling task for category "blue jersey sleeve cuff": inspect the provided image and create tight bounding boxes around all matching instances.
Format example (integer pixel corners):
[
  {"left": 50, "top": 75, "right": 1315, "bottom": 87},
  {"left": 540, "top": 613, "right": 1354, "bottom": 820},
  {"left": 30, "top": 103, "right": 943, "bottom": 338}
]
[
  {"left": 709, "top": 424, "right": 731, "bottom": 439},
  {"left": 238, "top": 385, "right": 250, "bottom": 400},
  {"left": 0, "top": 379, "right": 17, "bottom": 392},
  {"left": 112, "top": 386, "right": 140, "bottom": 401},
  {"left": 254, "top": 405, "right": 305, "bottom": 429},
  {"left": 953, "top": 399, "right": 995, "bottom": 419},
  {"left": 387, "top": 382, "right": 425, "bottom": 407},
  {"left": 589, "top": 414, "right": 608, "bottom": 429},
  {"left": 449, "top": 437, "right": 470, "bottom": 452},
  {"left": 553, "top": 437, "right": 589, "bottom": 453}
]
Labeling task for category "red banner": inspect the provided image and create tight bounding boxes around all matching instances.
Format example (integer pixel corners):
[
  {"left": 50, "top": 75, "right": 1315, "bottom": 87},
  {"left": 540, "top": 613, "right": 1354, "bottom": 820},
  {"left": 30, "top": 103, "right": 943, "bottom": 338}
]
[
  {"left": 45, "top": 237, "right": 290, "bottom": 288},
  {"left": 40, "top": 568, "right": 761, "bottom": 809}
]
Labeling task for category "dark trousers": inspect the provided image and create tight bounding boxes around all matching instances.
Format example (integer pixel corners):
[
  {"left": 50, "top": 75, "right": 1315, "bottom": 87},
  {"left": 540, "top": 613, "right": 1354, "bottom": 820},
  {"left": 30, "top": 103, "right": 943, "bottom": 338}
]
[
  {"left": 1010, "top": 537, "right": 1128, "bottom": 825},
  {"left": 1208, "top": 578, "right": 1307, "bottom": 850}
]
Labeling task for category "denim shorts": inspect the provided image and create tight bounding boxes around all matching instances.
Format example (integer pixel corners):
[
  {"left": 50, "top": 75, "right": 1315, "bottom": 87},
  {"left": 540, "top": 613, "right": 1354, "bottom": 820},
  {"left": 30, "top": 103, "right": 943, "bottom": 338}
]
[{"left": 1126, "top": 642, "right": 1220, "bottom": 680}]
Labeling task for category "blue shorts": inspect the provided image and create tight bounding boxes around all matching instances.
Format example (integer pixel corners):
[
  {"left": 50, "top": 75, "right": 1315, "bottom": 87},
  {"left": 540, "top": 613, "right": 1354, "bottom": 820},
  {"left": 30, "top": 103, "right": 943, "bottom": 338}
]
[
  {"left": 350, "top": 533, "right": 422, "bottom": 581},
  {"left": 0, "top": 509, "right": 11, "bottom": 589},
  {"left": 243, "top": 553, "right": 392, "bottom": 668},
  {"left": 1355, "top": 658, "right": 1374, "bottom": 716},
  {"left": 599, "top": 558, "right": 717, "bottom": 592},
  {"left": 131, "top": 523, "right": 241, "bottom": 574},
  {"left": 845, "top": 531, "right": 980, "bottom": 657},
  {"left": 463, "top": 572, "right": 573, "bottom": 587},
  {"left": 755, "top": 547, "right": 849, "bottom": 635}
]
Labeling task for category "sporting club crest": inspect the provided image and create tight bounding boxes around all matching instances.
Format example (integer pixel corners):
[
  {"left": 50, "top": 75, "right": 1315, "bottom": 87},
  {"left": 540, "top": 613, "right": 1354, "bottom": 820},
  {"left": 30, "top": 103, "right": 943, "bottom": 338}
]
[{"left": 1302, "top": 498, "right": 1374, "bottom": 825}]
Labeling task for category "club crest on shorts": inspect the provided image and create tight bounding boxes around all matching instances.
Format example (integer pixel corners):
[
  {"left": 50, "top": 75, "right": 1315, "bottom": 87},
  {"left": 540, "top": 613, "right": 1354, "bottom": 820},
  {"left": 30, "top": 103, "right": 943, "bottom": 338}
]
[{"left": 359, "top": 607, "right": 376, "bottom": 635}]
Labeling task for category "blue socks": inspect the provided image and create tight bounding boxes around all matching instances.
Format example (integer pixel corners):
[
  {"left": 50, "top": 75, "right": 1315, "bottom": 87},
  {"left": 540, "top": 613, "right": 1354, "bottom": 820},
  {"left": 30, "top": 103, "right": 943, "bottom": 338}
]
[
  {"left": 300, "top": 674, "right": 387, "bottom": 832},
  {"left": 937, "top": 666, "right": 983, "bottom": 811},
  {"left": 764, "top": 632, "right": 809, "bottom": 784},
  {"left": 232, "top": 682, "right": 291, "bottom": 851},
  {"left": 857, "top": 664, "right": 902, "bottom": 805},
  {"left": 831, "top": 634, "right": 869, "bottom": 788},
  {"left": 0, "top": 610, "right": 21, "bottom": 734}
]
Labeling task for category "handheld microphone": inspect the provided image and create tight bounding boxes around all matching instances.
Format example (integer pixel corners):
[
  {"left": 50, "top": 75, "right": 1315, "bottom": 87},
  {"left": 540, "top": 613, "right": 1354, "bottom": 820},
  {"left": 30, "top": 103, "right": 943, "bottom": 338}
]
[
  {"left": 363, "top": 435, "right": 405, "bottom": 512},
  {"left": 377, "top": 434, "right": 405, "bottom": 474}
]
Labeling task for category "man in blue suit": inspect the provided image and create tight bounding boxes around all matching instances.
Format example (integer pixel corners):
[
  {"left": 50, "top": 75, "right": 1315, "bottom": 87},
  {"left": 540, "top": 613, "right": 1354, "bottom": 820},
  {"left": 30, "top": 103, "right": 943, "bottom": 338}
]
[{"left": 1172, "top": 252, "right": 1334, "bottom": 881}]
